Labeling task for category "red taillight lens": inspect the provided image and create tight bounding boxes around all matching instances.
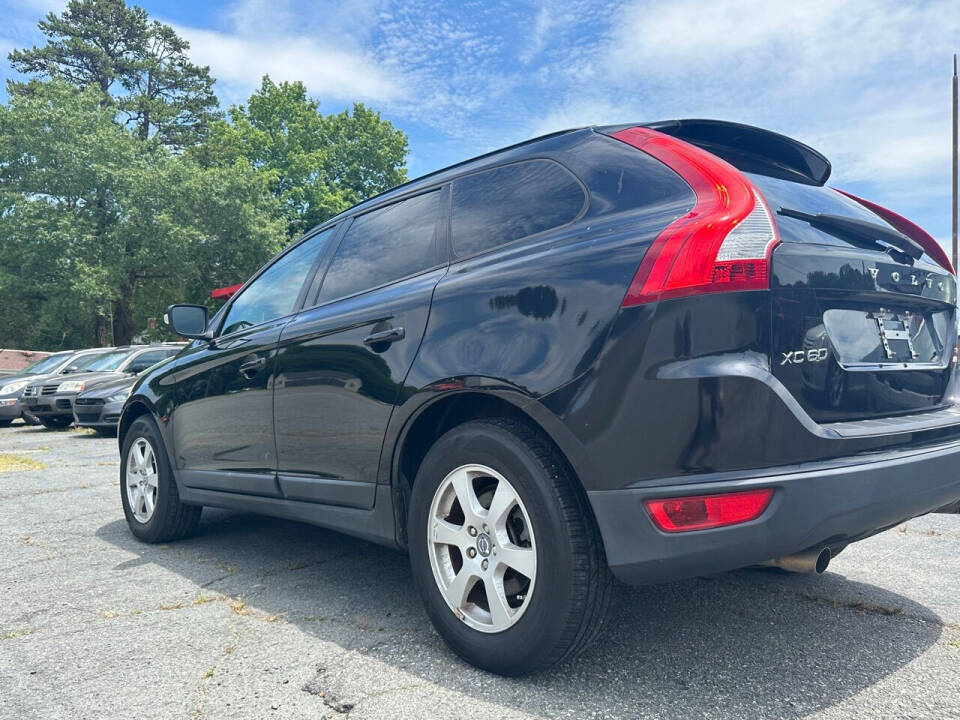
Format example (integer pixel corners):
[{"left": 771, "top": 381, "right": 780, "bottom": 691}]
[
  {"left": 610, "top": 127, "right": 780, "bottom": 306},
  {"left": 833, "top": 188, "right": 955, "bottom": 275},
  {"left": 643, "top": 488, "right": 774, "bottom": 532}
]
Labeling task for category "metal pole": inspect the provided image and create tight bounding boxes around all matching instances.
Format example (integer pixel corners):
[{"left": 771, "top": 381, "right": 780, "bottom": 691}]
[{"left": 952, "top": 53, "right": 957, "bottom": 271}]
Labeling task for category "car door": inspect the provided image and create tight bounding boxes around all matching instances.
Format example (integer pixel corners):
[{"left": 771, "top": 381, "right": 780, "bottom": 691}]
[
  {"left": 172, "top": 227, "right": 336, "bottom": 496},
  {"left": 274, "top": 188, "right": 447, "bottom": 509}
]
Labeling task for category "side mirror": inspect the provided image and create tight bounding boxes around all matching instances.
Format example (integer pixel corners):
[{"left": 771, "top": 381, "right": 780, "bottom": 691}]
[
  {"left": 164, "top": 304, "right": 209, "bottom": 339},
  {"left": 63, "top": 365, "right": 80, "bottom": 374}
]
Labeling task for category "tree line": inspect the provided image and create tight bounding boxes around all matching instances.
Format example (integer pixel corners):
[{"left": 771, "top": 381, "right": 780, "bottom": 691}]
[{"left": 0, "top": 0, "right": 408, "bottom": 349}]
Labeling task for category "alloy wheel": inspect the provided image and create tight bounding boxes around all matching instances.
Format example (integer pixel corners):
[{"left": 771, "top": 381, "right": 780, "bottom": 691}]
[
  {"left": 126, "top": 436, "right": 159, "bottom": 524},
  {"left": 427, "top": 464, "right": 537, "bottom": 633}
]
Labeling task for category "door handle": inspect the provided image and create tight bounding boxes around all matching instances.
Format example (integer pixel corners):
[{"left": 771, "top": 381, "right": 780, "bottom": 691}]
[
  {"left": 362, "top": 326, "right": 405, "bottom": 347},
  {"left": 238, "top": 356, "right": 267, "bottom": 378}
]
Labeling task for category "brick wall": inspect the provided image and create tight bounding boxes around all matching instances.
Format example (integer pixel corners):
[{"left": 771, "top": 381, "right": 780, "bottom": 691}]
[{"left": 0, "top": 349, "right": 52, "bottom": 376}]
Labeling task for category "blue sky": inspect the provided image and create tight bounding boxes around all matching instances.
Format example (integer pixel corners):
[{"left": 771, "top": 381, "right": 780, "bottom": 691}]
[{"left": 2, "top": 0, "right": 959, "bottom": 252}]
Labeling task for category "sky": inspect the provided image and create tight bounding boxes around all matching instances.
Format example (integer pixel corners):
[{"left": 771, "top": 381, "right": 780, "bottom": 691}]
[{"left": 2, "top": 0, "right": 959, "bottom": 252}]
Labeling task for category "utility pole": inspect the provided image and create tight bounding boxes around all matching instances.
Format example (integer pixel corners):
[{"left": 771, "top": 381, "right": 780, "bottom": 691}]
[{"left": 953, "top": 53, "right": 958, "bottom": 271}]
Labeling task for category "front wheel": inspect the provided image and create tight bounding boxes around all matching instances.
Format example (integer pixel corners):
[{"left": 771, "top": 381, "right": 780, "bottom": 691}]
[
  {"left": 408, "top": 418, "right": 611, "bottom": 675},
  {"left": 40, "top": 416, "right": 72, "bottom": 429},
  {"left": 121, "top": 416, "right": 201, "bottom": 543}
]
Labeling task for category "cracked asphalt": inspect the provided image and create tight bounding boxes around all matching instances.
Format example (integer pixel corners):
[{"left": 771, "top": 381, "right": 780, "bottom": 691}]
[{"left": 1, "top": 422, "right": 959, "bottom": 720}]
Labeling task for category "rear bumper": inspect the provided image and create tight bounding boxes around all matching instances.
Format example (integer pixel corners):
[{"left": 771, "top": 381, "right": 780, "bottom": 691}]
[{"left": 589, "top": 439, "right": 960, "bottom": 585}]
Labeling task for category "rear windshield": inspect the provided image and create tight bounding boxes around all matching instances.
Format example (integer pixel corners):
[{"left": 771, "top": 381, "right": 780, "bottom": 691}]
[{"left": 750, "top": 173, "right": 939, "bottom": 268}]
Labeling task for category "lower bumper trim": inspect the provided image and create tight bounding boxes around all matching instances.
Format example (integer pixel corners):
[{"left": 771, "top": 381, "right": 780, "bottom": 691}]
[{"left": 589, "top": 439, "right": 960, "bottom": 585}]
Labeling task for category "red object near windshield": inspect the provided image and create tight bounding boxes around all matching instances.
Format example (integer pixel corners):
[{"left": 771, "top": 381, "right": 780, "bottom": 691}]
[{"left": 210, "top": 283, "right": 242, "bottom": 300}]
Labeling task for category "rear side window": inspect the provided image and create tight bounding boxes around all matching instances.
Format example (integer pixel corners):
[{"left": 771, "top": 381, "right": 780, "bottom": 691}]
[
  {"left": 451, "top": 159, "right": 585, "bottom": 258},
  {"left": 316, "top": 190, "right": 441, "bottom": 304}
]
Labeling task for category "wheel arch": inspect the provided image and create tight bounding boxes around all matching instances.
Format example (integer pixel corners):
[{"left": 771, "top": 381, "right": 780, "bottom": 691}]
[{"left": 387, "top": 386, "right": 596, "bottom": 547}]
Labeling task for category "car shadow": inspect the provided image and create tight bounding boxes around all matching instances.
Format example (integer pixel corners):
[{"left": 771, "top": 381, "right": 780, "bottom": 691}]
[{"left": 96, "top": 510, "right": 943, "bottom": 718}]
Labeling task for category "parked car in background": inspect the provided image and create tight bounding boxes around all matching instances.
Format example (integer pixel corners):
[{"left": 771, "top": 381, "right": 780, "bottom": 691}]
[
  {"left": 0, "top": 348, "right": 117, "bottom": 427},
  {"left": 73, "top": 375, "right": 137, "bottom": 435},
  {"left": 25, "top": 344, "right": 183, "bottom": 428},
  {"left": 120, "top": 119, "right": 960, "bottom": 675},
  {"left": 73, "top": 347, "right": 183, "bottom": 435}
]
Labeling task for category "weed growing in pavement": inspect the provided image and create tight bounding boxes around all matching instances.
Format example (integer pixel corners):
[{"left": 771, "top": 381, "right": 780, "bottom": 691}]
[{"left": 0, "top": 453, "right": 47, "bottom": 472}]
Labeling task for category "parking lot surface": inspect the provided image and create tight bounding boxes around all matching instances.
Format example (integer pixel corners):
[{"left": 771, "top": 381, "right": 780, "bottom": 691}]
[{"left": 0, "top": 422, "right": 958, "bottom": 720}]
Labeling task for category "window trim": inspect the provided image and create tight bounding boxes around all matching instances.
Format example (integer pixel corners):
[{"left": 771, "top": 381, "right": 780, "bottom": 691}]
[
  {"left": 306, "top": 186, "right": 450, "bottom": 310},
  {"left": 213, "top": 223, "right": 341, "bottom": 340},
  {"left": 448, "top": 157, "right": 589, "bottom": 262}
]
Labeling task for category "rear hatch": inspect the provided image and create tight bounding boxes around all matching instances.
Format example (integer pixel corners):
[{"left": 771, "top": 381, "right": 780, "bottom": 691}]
[{"left": 755, "top": 174, "right": 957, "bottom": 423}]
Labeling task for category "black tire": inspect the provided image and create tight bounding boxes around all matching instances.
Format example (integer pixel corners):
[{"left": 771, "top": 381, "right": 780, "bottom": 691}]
[
  {"left": 40, "top": 416, "right": 72, "bottom": 429},
  {"left": 121, "top": 415, "right": 201, "bottom": 543},
  {"left": 408, "top": 418, "right": 611, "bottom": 675},
  {"left": 0, "top": 419, "right": 12, "bottom": 428},
  {"left": 21, "top": 411, "right": 41, "bottom": 426}
]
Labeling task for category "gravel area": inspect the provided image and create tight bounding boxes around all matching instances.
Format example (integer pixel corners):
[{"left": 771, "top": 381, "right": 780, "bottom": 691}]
[{"left": 1, "top": 421, "right": 958, "bottom": 719}]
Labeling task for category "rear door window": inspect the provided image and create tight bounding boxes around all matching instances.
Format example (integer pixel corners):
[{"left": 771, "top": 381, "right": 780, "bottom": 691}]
[
  {"left": 451, "top": 159, "right": 586, "bottom": 258},
  {"left": 315, "top": 190, "right": 442, "bottom": 304}
]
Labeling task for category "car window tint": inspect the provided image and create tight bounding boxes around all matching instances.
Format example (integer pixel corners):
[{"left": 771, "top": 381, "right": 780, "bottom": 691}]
[
  {"left": 316, "top": 191, "right": 441, "bottom": 304},
  {"left": 85, "top": 350, "right": 134, "bottom": 371},
  {"left": 72, "top": 352, "right": 111, "bottom": 370},
  {"left": 221, "top": 226, "right": 335, "bottom": 336},
  {"left": 24, "top": 354, "right": 69, "bottom": 374},
  {"left": 128, "top": 350, "right": 168, "bottom": 368},
  {"left": 451, "top": 159, "right": 585, "bottom": 257}
]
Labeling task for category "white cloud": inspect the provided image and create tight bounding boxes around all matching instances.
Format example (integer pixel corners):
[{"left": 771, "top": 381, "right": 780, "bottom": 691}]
[
  {"left": 530, "top": 0, "right": 959, "bottom": 188},
  {"left": 176, "top": 24, "right": 405, "bottom": 106}
]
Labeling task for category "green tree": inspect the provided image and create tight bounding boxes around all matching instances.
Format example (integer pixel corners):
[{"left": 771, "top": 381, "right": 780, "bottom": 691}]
[
  {"left": 0, "top": 82, "right": 281, "bottom": 348},
  {"left": 195, "top": 76, "right": 408, "bottom": 236},
  {"left": 8, "top": 0, "right": 219, "bottom": 149}
]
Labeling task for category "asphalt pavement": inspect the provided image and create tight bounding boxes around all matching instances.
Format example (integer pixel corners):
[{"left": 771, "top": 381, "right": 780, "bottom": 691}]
[{"left": 1, "top": 421, "right": 958, "bottom": 719}]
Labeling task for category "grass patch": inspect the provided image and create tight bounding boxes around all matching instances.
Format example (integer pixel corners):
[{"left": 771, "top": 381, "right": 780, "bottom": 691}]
[
  {"left": 0, "top": 453, "right": 47, "bottom": 473},
  {"left": 2, "top": 629, "right": 31, "bottom": 639}
]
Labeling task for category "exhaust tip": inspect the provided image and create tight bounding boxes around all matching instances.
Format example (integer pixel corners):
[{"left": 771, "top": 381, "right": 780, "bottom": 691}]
[
  {"left": 814, "top": 547, "right": 831, "bottom": 574},
  {"left": 759, "top": 546, "right": 832, "bottom": 574}
]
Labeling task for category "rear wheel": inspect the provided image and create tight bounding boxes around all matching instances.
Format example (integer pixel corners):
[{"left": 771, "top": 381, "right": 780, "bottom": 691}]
[
  {"left": 40, "top": 416, "right": 72, "bottom": 429},
  {"left": 408, "top": 418, "right": 611, "bottom": 675},
  {"left": 121, "top": 416, "right": 201, "bottom": 543}
]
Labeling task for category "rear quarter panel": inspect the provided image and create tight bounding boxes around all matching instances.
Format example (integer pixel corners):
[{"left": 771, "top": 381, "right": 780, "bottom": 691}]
[{"left": 380, "top": 132, "right": 696, "bottom": 487}]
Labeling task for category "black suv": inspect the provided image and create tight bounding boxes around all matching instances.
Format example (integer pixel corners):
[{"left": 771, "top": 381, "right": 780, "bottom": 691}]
[{"left": 119, "top": 120, "right": 960, "bottom": 675}]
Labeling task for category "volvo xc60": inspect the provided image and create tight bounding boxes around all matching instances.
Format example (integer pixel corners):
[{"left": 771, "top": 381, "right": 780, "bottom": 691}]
[{"left": 118, "top": 120, "right": 960, "bottom": 674}]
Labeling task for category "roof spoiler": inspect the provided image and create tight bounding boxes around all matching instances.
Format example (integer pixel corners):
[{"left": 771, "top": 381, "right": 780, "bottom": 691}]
[{"left": 631, "top": 119, "right": 831, "bottom": 187}]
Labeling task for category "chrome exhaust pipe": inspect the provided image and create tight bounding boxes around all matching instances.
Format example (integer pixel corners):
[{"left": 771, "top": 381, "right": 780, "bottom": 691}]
[{"left": 761, "top": 547, "right": 831, "bottom": 574}]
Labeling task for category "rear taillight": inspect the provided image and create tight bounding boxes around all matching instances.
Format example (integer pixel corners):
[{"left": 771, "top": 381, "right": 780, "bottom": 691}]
[
  {"left": 833, "top": 189, "right": 955, "bottom": 275},
  {"left": 643, "top": 488, "right": 774, "bottom": 533},
  {"left": 610, "top": 127, "right": 780, "bottom": 306}
]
